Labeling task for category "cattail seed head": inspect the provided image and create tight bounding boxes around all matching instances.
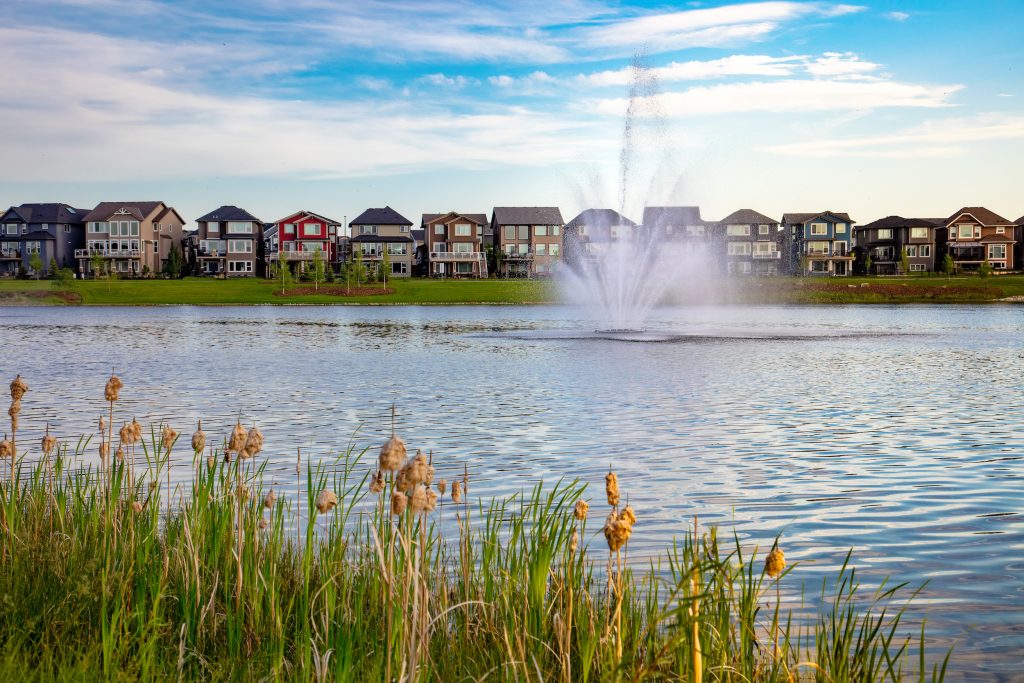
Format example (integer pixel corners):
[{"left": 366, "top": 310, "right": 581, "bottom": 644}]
[
  {"left": 395, "top": 464, "right": 411, "bottom": 493},
  {"left": 0, "top": 436, "right": 13, "bottom": 459},
  {"left": 379, "top": 436, "right": 406, "bottom": 472},
  {"left": 98, "top": 416, "right": 107, "bottom": 433},
  {"left": 619, "top": 505, "right": 637, "bottom": 528},
  {"left": 765, "top": 546, "right": 786, "bottom": 579},
  {"left": 207, "top": 455, "right": 215, "bottom": 469},
  {"left": 242, "top": 425, "right": 263, "bottom": 459},
  {"left": 129, "top": 418, "right": 142, "bottom": 442},
  {"left": 603, "top": 511, "right": 633, "bottom": 552},
  {"left": 104, "top": 375, "right": 123, "bottom": 402},
  {"left": 41, "top": 433, "right": 57, "bottom": 456},
  {"left": 258, "top": 517, "right": 268, "bottom": 530},
  {"left": 605, "top": 471, "right": 620, "bottom": 507},
  {"left": 315, "top": 490, "right": 338, "bottom": 514},
  {"left": 438, "top": 479, "right": 447, "bottom": 495},
  {"left": 409, "top": 484, "right": 428, "bottom": 514},
  {"left": 8, "top": 400, "right": 20, "bottom": 418},
  {"left": 569, "top": 529, "right": 579, "bottom": 553},
  {"left": 98, "top": 441, "right": 110, "bottom": 461},
  {"left": 390, "top": 490, "right": 408, "bottom": 516},
  {"left": 574, "top": 499, "right": 589, "bottom": 521},
  {"left": 132, "top": 500, "right": 143, "bottom": 514},
  {"left": 264, "top": 489, "right": 277, "bottom": 509},
  {"left": 119, "top": 423, "right": 134, "bottom": 445},
  {"left": 191, "top": 421, "right": 206, "bottom": 453},
  {"left": 9, "top": 415, "right": 17, "bottom": 433},
  {"left": 451, "top": 480, "right": 463, "bottom": 504},
  {"left": 9, "top": 375, "right": 28, "bottom": 402},
  {"left": 425, "top": 487, "right": 438, "bottom": 512},
  {"left": 228, "top": 421, "right": 246, "bottom": 453},
  {"left": 162, "top": 425, "right": 178, "bottom": 451},
  {"left": 116, "top": 445, "right": 125, "bottom": 462},
  {"left": 369, "top": 470, "right": 385, "bottom": 494}
]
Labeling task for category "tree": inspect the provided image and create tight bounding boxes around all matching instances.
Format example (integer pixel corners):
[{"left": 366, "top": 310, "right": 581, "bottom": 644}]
[
  {"left": 276, "top": 259, "right": 294, "bottom": 294},
  {"left": 978, "top": 258, "right": 992, "bottom": 279},
  {"left": 29, "top": 253, "right": 43, "bottom": 280},
  {"left": 940, "top": 254, "right": 955, "bottom": 279},
  {"left": 381, "top": 246, "right": 390, "bottom": 289},
  {"left": 864, "top": 253, "right": 873, "bottom": 276},
  {"left": 50, "top": 267, "right": 75, "bottom": 292},
  {"left": 89, "top": 253, "right": 104, "bottom": 279},
  {"left": 798, "top": 254, "right": 809, "bottom": 277},
  {"left": 48, "top": 257, "right": 58, "bottom": 277},
  {"left": 899, "top": 248, "right": 910, "bottom": 276},
  {"left": 311, "top": 248, "right": 325, "bottom": 292},
  {"left": 354, "top": 249, "right": 365, "bottom": 287},
  {"left": 165, "top": 243, "right": 182, "bottom": 278}
]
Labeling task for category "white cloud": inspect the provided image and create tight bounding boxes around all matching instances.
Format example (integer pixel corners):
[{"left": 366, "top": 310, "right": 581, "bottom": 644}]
[
  {"left": 419, "top": 73, "right": 476, "bottom": 89},
  {"left": 357, "top": 76, "right": 391, "bottom": 91},
  {"left": 805, "top": 52, "right": 880, "bottom": 78},
  {"left": 886, "top": 11, "right": 910, "bottom": 21}
]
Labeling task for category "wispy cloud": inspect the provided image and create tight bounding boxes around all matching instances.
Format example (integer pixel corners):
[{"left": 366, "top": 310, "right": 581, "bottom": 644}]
[{"left": 885, "top": 11, "right": 910, "bottom": 21}]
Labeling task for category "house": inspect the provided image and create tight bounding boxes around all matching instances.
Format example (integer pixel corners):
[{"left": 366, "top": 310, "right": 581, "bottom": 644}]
[
  {"left": 267, "top": 210, "right": 341, "bottom": 274},
  {"left": 421, "top": 212, "right": 488, "bottom": 278},
  {"left": 490, "top": 207, "right": 564, "bottom": 278},
  {"left": 77, "top": 201, "right": 185, "bottom": 276},
  {"left": 193, "top": 206, "right": 264, "bottom": 277},
  {"left": 349, "top": 207, "right": 414, "bottom": 278},
  {"left": 641, "top": 206, "right": 720, "bottom": 272},
  {"left": 716, "top": 209, "right": 782, "bottom": 276},
  {"left": 563, "top": 209, "right": 638, "bottom": 269},
  {"left": 855, "top": 216, "right": 938, "bottom": 274},
  {"left": 941, "top": 207, "right": 1016, "bottom": 271},
  {"left": 0, "top": 203, "right": 87, "bottom": 276},
  {"left": 782, "top": 211, "right": 855, "bottom": 276}
]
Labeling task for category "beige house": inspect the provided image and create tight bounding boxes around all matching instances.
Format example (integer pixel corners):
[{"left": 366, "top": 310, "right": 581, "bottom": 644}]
[
  {"left": 348, "top": 206, "right": 414, "bottom": 278},
  {"left": 490, "top": 207, "right": 564, "bottom": 277},
  {"left": 421, "top": 212, "right": 488, "bottom": 277},
  {"left": 78, "top": 201, "right": 185, "bottom": 276}
]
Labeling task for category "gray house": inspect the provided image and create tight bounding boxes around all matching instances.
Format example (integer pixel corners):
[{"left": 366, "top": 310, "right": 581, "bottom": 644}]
[
  {"left": 194, "top": 205, "right": 264, "bottom": 277},
  {"left": 716, "top": 209, "right": 783, "bottom": 276},
  {"left": 490, "top": 207, "right": 564, "bottom": 278},
  {"left": 0, "top": 203, "right": 87, "bottom": 276},
  {"left": 563, "top": 209, "right": 638, "bottom": 270}
]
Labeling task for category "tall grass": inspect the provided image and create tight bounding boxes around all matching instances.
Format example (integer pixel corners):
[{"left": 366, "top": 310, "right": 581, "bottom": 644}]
[{"left": 0, "top": 378, "right": 950, "bottom": 681}]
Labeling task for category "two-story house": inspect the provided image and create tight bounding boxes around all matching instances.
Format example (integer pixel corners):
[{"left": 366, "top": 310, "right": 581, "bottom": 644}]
[
  {"left": 268, "top": 210, "right": 341, "bottom": 274},
  {"left": 349, "top": 207, "right": 414, "bottom": 278},
  {"left": 77, "top": 201, "right": 185, "bottom": 276},
  {"left": 641, "top": 206, "right": 720, "bottom": 272},
  {"left": 782, "top": 211, "right": 855, "bottom": 276},
  {"left": 194, "top": 206, "right": 264, "bottom": 277},
  {"left": 490, "top": 207, "right": 564, "bottom": 278},
  {"left": 421, "top": 212, "right": 488, "bottom": 278},
  {"left": 0, "top": 203, "right": 87, "bottom": 276},
  {"left": 563, "top": 209, "right": 638, "bottom": 269},
  {"left": 942, "top": 207, "right": 1016, "bottom": 271},
  {"left": 855, "top": 216, "right": 938, "bottom": 274},
  {"left": 716, "top": 209, "right": 782, "bottom": 276}
]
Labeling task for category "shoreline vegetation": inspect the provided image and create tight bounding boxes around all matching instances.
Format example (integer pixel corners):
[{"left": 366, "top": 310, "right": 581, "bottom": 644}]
[
  {"left": 2, "top": 274, "right": 1024, "bottom": 306},
  {"left": 0, "top": 374, "right": 951, "bottom": 681}
]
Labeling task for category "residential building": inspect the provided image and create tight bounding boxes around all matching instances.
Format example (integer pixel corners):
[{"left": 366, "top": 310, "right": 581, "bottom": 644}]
[
  {"left": 193, "top": 206, "right": 264, "bottom": 277},
  {"left": 421, "top": 212, "right": 488, "bottom": 278},
  {"left": 716, "top": 209, "right": 782, "bottom": 276},
  {"left": 267, "top": 210, "right": 341, "bottom": 274},
  {"left": 641, "top": 206, "right": 720, "bottom": 273},
  {"left": 563, "top": 209, "right": 638, "bottom": 269},
  {"left": 855, "top": 216, "right": 938, "bottom": 274},
  {"left": 0, "top": 203, "right": 87, "bottom": 276},
  {"left": 941, "top": 207, "right": 1016, "bottom": 271},
  {"left": 490, "top": 207, "right": 564, "bottom": 278},
  {"left": 349, "top": 207, "right": 414, "bottom": 278},
  {"left": 77, "top": 201, "right": 185, "bottom": 276},
  {"left": 782, "top": 211, "right": 855, "bottom": 276}
]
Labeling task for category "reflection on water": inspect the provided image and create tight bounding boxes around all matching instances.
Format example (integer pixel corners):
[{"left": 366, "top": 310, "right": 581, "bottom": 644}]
[{"left": 1, "top": 303, "right": 1022, "bottom": 680}]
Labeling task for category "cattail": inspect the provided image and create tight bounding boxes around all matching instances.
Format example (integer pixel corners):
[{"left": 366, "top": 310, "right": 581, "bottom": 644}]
[
  {"left": 162, "top": 425, "right": 178, "bottom": 451},
  {"left": 9, "top": 415, "right": 17, "bottom": 433},
  {"left": 129, "top": 418, "right": 142, "bottom": 442},
  {"left": 119, "top": 423, "right": 134, "bottom": 445},
  {"left": 765, "top": 546, "right": 786, "bottom": 579},
  {"left": 451, "top": 480, "right": 463, "bottom": 504},
  {"left": 425, "top": 487, "right": 438, "bottom": 512},
  {"left": 369, "top": 470, "right": 385, "bottom": 494},
  {"left": 408, "top": 451, "right": 430, "bottom": 486},
  {"left": 99, "top": 441, "right": 109, "bottom": 461},
  {"left": 132, "top": 500, "right": 144, "bottom": 514},
  {"left": 0, "top": 436, "right": 12, "bottom": 459},
  {"left": 569, "top": 529, "right": 579, "bottom": 553},
  {"left": 8, "top": 400, "right": 20, "bottom": 417},
  {"left": 98, "top": 416, "right": 106, "bottom": 433},
  {"left": 41, "top": 431, "right": 57, "bottom": 456},
  {"left": 315, "top": 490, "right": 338, "bottom": 514},
  {"left": 390, "top": 490, "right": 408, "bottom": 516},
  {"left": 574, "top": 499, "right": 589, "bottom": 521},
  {"left": 605, "top": 471, "right": 620, "bottom": 507},
  {"left": 379, "top": 435, "right": 406, "bottom": 472},
  {"left": 409, "top": 484, "right": 428, "bottom": 514},
  {"left": 258, "top": 517, "right": 268, "bottom": 530},
  {"left": 264, "top": 489, "right": 277, "bottom": 509},
  {"left": 116, "top": 445, "right": 125, "bottom": 462},
  {"left": 207, "top": 455, "right": 215, "bottom": 469},
  {"left": 395, "top": 464, "right": 411, "bottom": 493},
  {"left": 104, "top": 374, "right": 123, "bottom": 402},
  {"left": 9, "top": 375, "right": 27, "bottom": 401},
  {"left": 242, "top": 425, "right": 263, "bottom": 459},
  {"left": 438, "top": 479, "right": 447, "bottom": 495},
  {"left": 236, "top": 485, "right": 250, "bottom": 502},
  {"left": 228, "top": 421, "right": 246, "bottom": 453},
  {"left": 191, "top": 420, "right": 205, "bottom": 453},
  {"left": 603, "top": 511, "right": 633, "bottom": 552},
  {"left": 619, "top": 505, "right": 636, "bottom": 528}
]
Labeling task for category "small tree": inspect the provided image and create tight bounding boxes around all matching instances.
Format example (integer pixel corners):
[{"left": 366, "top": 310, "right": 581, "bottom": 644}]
[
  {"left": 311, "top": 248, "right": 325, "bottom": 292},
  {"left": 48, "top": 257, "right": 58, "bottom": 277},
  {"left": 941, "top": 253, "right": 955, "bottom": 279},
  {"left": 165, "top": 243, "right": 182, "bottom": 278},
  {"left": 798, "top": 254, "right": 809, "bottom": 277},
  {"left": 864, "top": 253, "right": 873, "bottom": 276},
  {"left": 276, "top": 259, "right": 295, "bottom": 294},
  {"left": 29, "top": 253, "right": 43, "bottom": 279},
  {"left": 381, "top": 246, "right": 390, "bottom": 289},
  {"left": 978, "top": 258, "right": 992, "bottom": 279},
  {"left": 899, "top": 248, "right": 910, "bottom": 276},
  {"left": 89, "top": 253, "right": 104, "bottom": 279},
  {"left": 354, "top": 249, "right": 365, "bottom": 287},
  {"left": 51, "top": 267, "right": 75, "bottom": 292}
]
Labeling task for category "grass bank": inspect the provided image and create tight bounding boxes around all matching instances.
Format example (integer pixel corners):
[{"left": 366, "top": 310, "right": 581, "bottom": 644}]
[{"left": 0, "top": 374, "right": 950, "bottom": 681}]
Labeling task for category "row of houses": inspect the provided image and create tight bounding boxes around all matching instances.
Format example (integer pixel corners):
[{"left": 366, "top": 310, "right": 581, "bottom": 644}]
[{"left": 2, "top": 201, "right": 1023, "bottom": 278}]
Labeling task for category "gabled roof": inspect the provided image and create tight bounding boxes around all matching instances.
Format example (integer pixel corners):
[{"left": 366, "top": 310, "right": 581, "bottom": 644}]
[
  {"left": 717, "top": 209, "right": 777, "bottom": 225},
  {"left": 856, "top": 216, "right": 937, "bottom": 230},
  {"left": 196, "top": 205, "right": 261, "bottom": 223},
  {"left": 82, "top": 201, "right": 164, "bottom": 222},
  {"left": 642, "top": 206, "right": 703, "bottom": 227},
  {"left": 22, "top": 230, "right": 56, "bottom": 240},
  {"left": 781, "top": 211, "right": 853, "bottom": 225},
  {"left": 565, "top": 209, "right": 638, "bottom": 231},
  {"left": 153, "top": 206, "right": 186, "bottom": 225},
  {"left": 421, "top": 212, "right": 488, "bottom": 226},
  {"left": 979, "top": 233, "right": 1016, "bottom": 243},
  {"left": 491, "top": 206, "right": 564, "bottom": 225},
  {"left": 274, "top": 210, "right": 342, "bottom": 226},
  {"left": 1016, "top": 216, "right": 1024, "bottom": 225},
  {"left": 350, "top": 206, "right": 412, "bottom": 226},
  {"left": 1, "top": 203, "right": 88, "bottom": 224},
  {"left": 411, "top": 229, "right": 425, "bottom": 243},
  {"left": 943, "top": 206, "right": 1013, "bottom": 227}
]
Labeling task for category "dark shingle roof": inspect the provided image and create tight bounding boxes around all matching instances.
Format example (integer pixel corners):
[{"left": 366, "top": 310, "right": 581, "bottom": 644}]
[
  {"left": 781, "top": 211, "right": 853, "bottom": 225},
  {"left": 492, "top": 207, "right": 564, "bottom": 225},
  {"left": 943, "top": 206, "right": 1013, "bottom": 227},
  {"left": 82, "top": 201, "right": 163, "bottom": 222},
  {"left": 350, "top": 206, "right": 412, "bottom": 226},
  {"left": 421, "top": 212, "right": 488, "bottom": 226},
  {"left": 411, "top": 229, "right": 425, "bottom": 242},
  {"left": 2, "top": 203, "right": 88, "bottom": 224},
  {"left": 1016, "top": 216, "right": 1024, "bottom": 225},
  {"left": 565, "top": 209, "right": 637, "bottom": 231},
  {"left": 642, "top": 206, "right": 703, "bottom": 227},
  {"left": 196, "top": 205, "right": 261, "bottom": 223},
  {"left": 857, "top": 216, "right": 937, "bottom": 230},
  {"left": 22, "top": 230, "right": 56, "bottom": 240},
  {"left": 717, "top": 209, "right": 778, "bottom": 225}
]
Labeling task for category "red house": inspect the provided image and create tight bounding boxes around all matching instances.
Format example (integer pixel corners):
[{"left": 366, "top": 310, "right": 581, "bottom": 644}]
[{"left": 267, "top": 210, "right": 342, "bottom": 271}]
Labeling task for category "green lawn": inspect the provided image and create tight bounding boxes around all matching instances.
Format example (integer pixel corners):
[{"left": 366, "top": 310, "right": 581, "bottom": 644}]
[{"left": 2, "top": 273, "right": 1023, "bottom": 305}]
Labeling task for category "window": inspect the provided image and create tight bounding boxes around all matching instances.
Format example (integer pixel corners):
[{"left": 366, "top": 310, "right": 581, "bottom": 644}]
[
  {"left": 996, "top": 226, "right": 1005, "bottom": 234},
  {"left": 807, "top": 241, "right": 830, "bottom": 255},
  {"left": 739, "top": 261, "right": 751, "bottom": 274},
  {"left": 910, "top": 227, "right": 928, "bottom": 239},
  {"left": 391, "top": 262, "right": 408, "bottom": 275},
  {"left": 754, "top": 242, "right": 776, "bottom": 255},
  {"left": 835, "top": 223, "right": 847, "bottom": 233},
  {"left": 227, "top": 222, "right": 251, "bottom": 234},
  {"left": 909, "top": 263, "right": 926, "bottom": 272},
  {"left": 41, "top": 223, "right": 48, "bottom": 230},
  {"left": 284, "top": 223, "right": 295, "bottom": 235},
  {"left": 228, "top": 240, "right": 251, "bottom": 253},
  {"left": 455, "top": 224, "right": 472, "bottom": 236},
  {"left": 877, "top": 229, "right": 893, "bottom": 240},
  {"left": 303, "top": 223, "right": 322, "bottom": 237},
  {"left": 434, "top": 242, "right": 447, "bottom": 253},
  {"left": 434, "top": 224, "right": 445, "bottom": 235},
  {"left": 552, "top": 225, "right": 560, "bottom": 236},
  {"left": 208, "top": 222, "right": 220, "bottom": 233},
  {"left": 21, "top": 225, "right": 27, "bottom": 235},
  {"left": 549, "top": 244, "right": 559, "bottom": 257},
  {"left": 25, "top": 241, "right": 41, "bottom": 255},
  {"left": 727, "top": 242, "right": 752, "bottom": 256},
  {"left": 726, "top": 224, "right": 749, "bottom": 237},
  {"left": 90, "top": 222, "right": 108, "bottom": 234},
  {"left": 810, "top": 223, "right": 828, "bottom": 235},
  {"left": 400, "top": 225, "right": 409, "bottom": 233},
  {"left": 5, "top": 224, "right": 18, "bottom": 235},
  {"left": 517, "top": 226, "right": 529, "bottom": 240},
  {"left": 359, "top": 225, "right": 377, "bottom": 235},
  {"left": 517, "top": 243, "right": 529, "bottom": 255},
  {"left": 974, "top": 227, "right": 981, "bottom": 238},
  {"left": 905, "top": 245, "right": 918, "bottom": 257},
  {"left": 386, "top": 243, "right": 407, "bottom": 255},
  {"left": 64, "top": 225, "right": 71, "bottom": 233},
  {"left": 685, "top": 224, "right": 704, "bottom": 236},
  {"left": 228, "top": 261, "right": 253, "bottom": 273},
  {"left": 988, "top": 244, "right": 1006, "bottom": 260},
  {"left": 453, "top": 242, "right": 472, "bottom": 253},
  {"left": 957, "top": 224, "right": 973, "bottom": 238},
  {"left": 535, "top": 225, "right": 548, "bottom": 237},
  {"left": 535, "top": 244, "right": 547, "bottom": 256},
  {"left": 919, "top": 245, "right": 931, "bottom": 258},
  {"left": 503, "top": 225, "right": 515, "bottom": 240},
  {"left": 759, "top": 224, "right": 770, "bottom": 235}
]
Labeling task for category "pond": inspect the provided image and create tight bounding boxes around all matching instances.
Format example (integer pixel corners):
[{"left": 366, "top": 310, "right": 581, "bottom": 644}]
[{"left": 1, "top": 303, "right": 1021, "bottom": 680}]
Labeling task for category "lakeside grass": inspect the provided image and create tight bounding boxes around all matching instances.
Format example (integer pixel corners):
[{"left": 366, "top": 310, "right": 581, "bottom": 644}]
[
  {"left": 0, "top": 374, "right": 952, "bottom": 681},
  {"left": 1, "top": 273, "right": 1023, "bottom": 306}
]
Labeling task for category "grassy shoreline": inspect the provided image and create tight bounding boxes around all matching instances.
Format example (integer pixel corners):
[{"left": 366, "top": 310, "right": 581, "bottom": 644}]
[{"left": 1, "top": 274, "right": 1024, "bottom": 306}]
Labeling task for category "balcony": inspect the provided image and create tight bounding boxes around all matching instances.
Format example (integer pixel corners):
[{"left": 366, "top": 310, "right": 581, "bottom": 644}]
[
  {"left": 752, "top": 251, "right": 781, "bottom": 260},
  {"left": 430, "top": 251, "right": 486, "bottom": 261},
  {"left": 270, "top": 251, "right": 316, "bottom": 261},
  {"left": 0, "top": 250, "right": 20, "bottom": 260},
  {"left": 75, "top": 248, "right": 141, "bottom": 258}
]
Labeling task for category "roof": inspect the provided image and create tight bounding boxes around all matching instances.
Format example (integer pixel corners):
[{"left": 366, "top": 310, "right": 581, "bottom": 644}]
[
  {"left": 781, "top": 211, "right": 854, "bottom": 225},
  {"left": 274, "top": 210, "right": 342, "bottom": 226},
  {"left": 82, "top": 201, "right": 163, "bottom": 222},
  {"left": 196, "top": 205, "right": 261, "bottom": 223},
  {"left": 153, "top": 206, "right": 186, "bottom": 225},
  {"left": 565, "top": 209, "right": 638, "bottom": 231},
  {"left": 857, "top": 216, "right": 937, "bottom": 230},
  {"left": 642, "top": 206, "right": 703, "bottom": 227},
  {"left": 1016, "top": 216, "right": 1024, "bottom": 225},
  {"left": 21, "top": 230, "right": 56, "bottom": 240},
  {"left": 979, "top": 233, "right": 1016, "bottom": 243},
  {"left": 491, "top": 206, "right": 564, "bottom": 225},
  {"left": 421, "top": 212, "right": 488, "bottom": 226},
  {"left": 350, "top": 206, "right": 412, "bottom": 226},
  {"left": 717, "top": 209, "right": 777, "bottom": 225},
  {"left": 349, "top": 234, "right": 412, "bottom": 243},
  {"left": 410, "top": 229, "right": 425, "bottom": 242},
  {"left": 1, "top": 203, "right": 88, "bottom": 224},
  {"left": 944, "top": 206, "right": 1014, "bottom": 227}
]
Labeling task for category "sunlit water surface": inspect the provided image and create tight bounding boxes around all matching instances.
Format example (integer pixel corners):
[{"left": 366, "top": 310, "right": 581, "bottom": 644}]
[{"left": 1, "top": 304, "right": 1021, "bottom": 680}]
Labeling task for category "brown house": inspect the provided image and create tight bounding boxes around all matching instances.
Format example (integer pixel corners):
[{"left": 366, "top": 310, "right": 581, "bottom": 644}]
[
  {"left": 942, "top": 207, "right": 1016, "bottom": 271},
  {"left": 78, "top": 201, "right": 185, "bottom": 276},
  {"left": 421, "top": 212, "right": 488, "bottom": 278},
  {"left": 855, "top": 216, "right": 938, "bottom": 274},
  {"left": 490, "top": 207, "right": 564, "bottom": 278}
]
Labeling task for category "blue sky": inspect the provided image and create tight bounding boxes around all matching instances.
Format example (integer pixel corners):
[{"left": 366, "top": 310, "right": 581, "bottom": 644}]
[{"left": 1, "top": 0, "right": 1022, "bottom": 228}]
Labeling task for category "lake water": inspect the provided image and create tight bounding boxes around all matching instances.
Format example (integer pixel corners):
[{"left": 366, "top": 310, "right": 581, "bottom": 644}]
[{"left": 1, "top": 304, "right": 1022, "bottom": 679}]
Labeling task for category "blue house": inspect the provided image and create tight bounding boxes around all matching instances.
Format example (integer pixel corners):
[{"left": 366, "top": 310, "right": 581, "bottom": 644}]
[
  {"left": 0, "top": 203, "right": 88, "bottom": 276},
  {"left": 781, "top": 211, "right": 856, "bottom": 276}
]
